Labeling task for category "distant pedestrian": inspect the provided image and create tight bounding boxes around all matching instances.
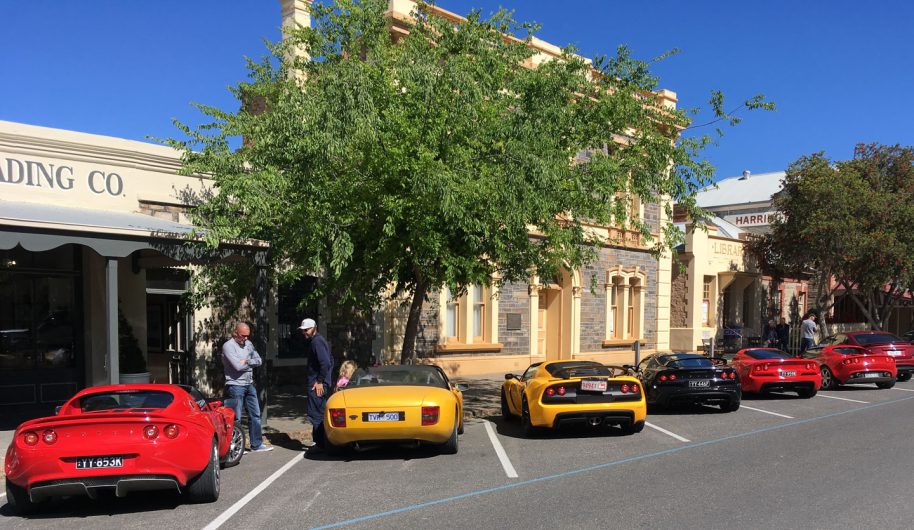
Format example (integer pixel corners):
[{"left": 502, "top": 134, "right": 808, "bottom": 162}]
[
  {"left": 763, "top": 319, "right": 778, "bottom": 347},
  {"left": 335, "top": 360, "right": 358, "bottom": 392},
  {"left": 300, "top": 318, "right": 334, "bottom": 449},
  {"left": 222, "top": 322, "right": 272, "bottom": 453},
  {"left": 801, "top": 314, "right": 819, "bottom": 355},
  {"left": 776, "top": 317, "right": 790, "bottom": 352}
]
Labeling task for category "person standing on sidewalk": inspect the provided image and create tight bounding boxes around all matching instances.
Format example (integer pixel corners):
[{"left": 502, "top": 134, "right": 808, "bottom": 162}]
[
  {"left": 222, "top": 322, "right": 273, "bottom": 452},
  {"left": 299, "top": 318, "right": 333, "bottom": 448},
  {"left": 800, "top": 313, "right": 819, "bottom": 356}
]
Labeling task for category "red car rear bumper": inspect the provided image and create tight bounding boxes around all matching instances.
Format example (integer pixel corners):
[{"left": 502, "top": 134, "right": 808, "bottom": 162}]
[{"left": 741, "top": 374, "right": 821, "bottom": 393}]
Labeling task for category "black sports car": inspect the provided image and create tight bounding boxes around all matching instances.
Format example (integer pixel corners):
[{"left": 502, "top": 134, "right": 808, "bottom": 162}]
[{"left": 636, "top": 352, "right": 741, "bottom": 412}]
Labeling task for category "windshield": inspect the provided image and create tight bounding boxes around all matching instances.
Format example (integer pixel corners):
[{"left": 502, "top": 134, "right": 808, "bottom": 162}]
[
  {"left": 744, "top": 349, "right": 791, "bottom": 360},
  {"left": 665, "top": 357, "right": 713, "bottom": 369},
  {"left": 545, "top": 362, "right": 615, "bottom": 378},
  {"left": 853, "top": 333, "right": 903, "bottom": 345},
  {"left": 349, "top": 366, "right": 447, "bottom": 389},
  {"left": 79, "top": 390, "right": 174, "bottom": 412}
]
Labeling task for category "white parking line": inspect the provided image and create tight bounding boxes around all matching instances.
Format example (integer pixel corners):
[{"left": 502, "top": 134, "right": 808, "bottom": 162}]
[
  {"left": 202, "top": 453, "right": 303, "bottom": 530},
  {"left": 644, "top": 422, "right": 690, "bottom": 442},
  {"left": 817, "top": 393, "right": 869, "bottom": 404},
  {"left": 891, "top": 387, "right": 914, "bottom": 392},
  {"left": 739, "top": 405, "right": 794, "bottom": 419},
  {"left": 484, "top": 421, "right": 518, "bottom": 478}
]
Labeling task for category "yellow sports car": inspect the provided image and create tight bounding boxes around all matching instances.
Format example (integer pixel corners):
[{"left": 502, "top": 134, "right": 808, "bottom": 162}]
[
  {"left": 324, "top": 365, "right": 467, "bottom": 454},
  {"left": 501, "top": 360, "right": 646, "bottom": 436}
]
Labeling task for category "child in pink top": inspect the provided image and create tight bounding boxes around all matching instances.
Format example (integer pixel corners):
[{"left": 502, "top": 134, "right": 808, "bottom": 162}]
[{"left": 335, "top": 360, "right": 358, "bottom": 391}]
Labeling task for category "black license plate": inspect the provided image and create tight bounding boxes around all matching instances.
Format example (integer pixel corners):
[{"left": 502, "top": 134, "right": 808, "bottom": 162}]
[
  {"left": 362, "top": 411, "right": 405, "bottom": 422},
  {"left": 76, "top": 456, "right": 124, "bottom": 469}
]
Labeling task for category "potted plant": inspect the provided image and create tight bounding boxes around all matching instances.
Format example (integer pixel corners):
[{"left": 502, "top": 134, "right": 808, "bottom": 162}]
[{"left": 119, "top": 308, "right": 150, "bottom": 384}]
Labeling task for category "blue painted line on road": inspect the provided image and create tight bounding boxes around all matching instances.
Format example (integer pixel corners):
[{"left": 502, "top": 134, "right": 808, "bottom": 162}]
[{"left": 310, "top": 395, "right": 914, "bottom": 529}]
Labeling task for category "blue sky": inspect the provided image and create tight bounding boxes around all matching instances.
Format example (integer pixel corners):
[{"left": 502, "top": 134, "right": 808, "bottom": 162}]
[{"left": 2, "top": 0, "right": 912, "bottom": 180}]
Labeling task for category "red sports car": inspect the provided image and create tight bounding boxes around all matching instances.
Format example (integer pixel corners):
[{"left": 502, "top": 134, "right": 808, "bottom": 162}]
[
  {"left": 730, "top": 348, "right": 821, "bottom": 398},
  {"left": 4, "top": 384, "right": 245, "bottom": 514},
  {"left": 804, "top": 344, "right": 897, "bottom": 390},
  {"left": 818, "top": 331, "right": 914, "bottom": 382}
]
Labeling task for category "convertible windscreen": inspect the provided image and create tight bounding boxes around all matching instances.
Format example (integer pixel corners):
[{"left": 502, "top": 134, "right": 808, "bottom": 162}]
[
  {"left": 79, "top": 391, "right": 174, "bottom": 412},
  {"left": 350, "top": 366, "right": 448, "bottom": 388},
  {"left": 744, "top": 349, "right": 791, "bottom": 360}
]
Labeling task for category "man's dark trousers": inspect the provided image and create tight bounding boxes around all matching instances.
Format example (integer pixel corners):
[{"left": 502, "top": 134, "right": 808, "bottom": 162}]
[{"left": 307, "top": 382, "right": 330, "bottom": 446}]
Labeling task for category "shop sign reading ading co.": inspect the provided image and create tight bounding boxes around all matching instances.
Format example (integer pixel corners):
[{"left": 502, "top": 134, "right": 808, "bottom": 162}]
[{"left": 0, "top": 155, "right": 125, "bottom": 196}]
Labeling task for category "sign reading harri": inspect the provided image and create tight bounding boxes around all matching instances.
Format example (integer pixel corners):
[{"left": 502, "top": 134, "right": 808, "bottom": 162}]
[
  {"left": 0, "top": 155, "right": 125, "bottom": 197},
  {"left": 723, "top": 211, "right": 777, "bottom": 227}
]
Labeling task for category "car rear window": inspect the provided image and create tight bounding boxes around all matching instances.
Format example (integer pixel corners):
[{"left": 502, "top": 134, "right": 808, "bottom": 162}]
[
  {"left": 666, "top": 357, "right": 714, "bottom": 369},
  {"left": 833, "top": 347, "right": 864, "bottom": 355},
  {"left": 853, "top": 333, "right": 902, "bottom": 345},
  {"left": 349, "top": 367, "right": 447, "bottom": 389},
  {"left": 745, "top": 349, "right": 791, "bottom": 360},
  {"left": 79, "top": 391, "right": 174, "bottom": 412},
  {"left": 545, "top": 362, "right": 613, "bottom": 378}
]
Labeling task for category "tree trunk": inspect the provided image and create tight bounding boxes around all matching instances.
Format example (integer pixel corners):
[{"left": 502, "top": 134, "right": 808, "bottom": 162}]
[{"left": 400, "top": 276, "right": 430, "bottom": 365}]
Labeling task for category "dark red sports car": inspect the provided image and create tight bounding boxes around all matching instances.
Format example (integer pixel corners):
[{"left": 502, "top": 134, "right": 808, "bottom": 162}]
[
  {"left": 818, "top": 331, "right": 914, "bottom": 382},
  {"left": 804, "top": 344, "right": 897, "bottom": 390},
  {"left": 730, "top": 348, "right": 821, "bottom": 398},
  {"left": 4, "top": 384, "right": 245, "bottom": 514}
]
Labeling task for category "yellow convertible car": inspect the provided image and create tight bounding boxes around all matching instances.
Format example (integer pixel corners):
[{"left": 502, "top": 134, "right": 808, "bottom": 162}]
[
  {"left": 501, "top": 360, "right": 646, "bottom": 436},
  {"left": 324, "top": 365, "right": 467, "bottom": 454}
]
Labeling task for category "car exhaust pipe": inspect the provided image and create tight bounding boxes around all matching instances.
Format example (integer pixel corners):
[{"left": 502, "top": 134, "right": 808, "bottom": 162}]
[{"left": 588, "top": 417, "right": 603, "bottom": 427}]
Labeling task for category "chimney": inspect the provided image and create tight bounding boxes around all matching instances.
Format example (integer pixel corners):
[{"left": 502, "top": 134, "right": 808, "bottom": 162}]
[
  {"left": 280, "top": 0, "right": 313, "bottom": 71},
  {"left": 739, "top": 170, "right": 750, "bottom": 180}
]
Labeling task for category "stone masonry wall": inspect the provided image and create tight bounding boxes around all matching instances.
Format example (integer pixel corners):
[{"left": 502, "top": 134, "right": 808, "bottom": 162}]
[
  {"left": 498, "top": 280, "right": 531, "bottom": 355},
  {"left": 670, "top": 260, "right": 689, "bottom": 327}
]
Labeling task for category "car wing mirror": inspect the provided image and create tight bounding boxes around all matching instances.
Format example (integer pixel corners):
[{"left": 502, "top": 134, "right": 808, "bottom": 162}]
[
  {"left": 504, "top": 373, "right": 516, "bottom": 380},
  {"left": 454, "top": 383, "right": 469, "bottom": 392},
  {"left": 55, "top": 405, "right": 62, "bottom": 415}
]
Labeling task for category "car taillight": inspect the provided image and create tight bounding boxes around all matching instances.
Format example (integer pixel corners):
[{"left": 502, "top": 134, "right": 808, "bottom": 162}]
[
  {"left": 329, "top": 408, "right": 346, "bottom": 428},
  {"left": 557, "top": 386, "right": 566, "bottom": 396},
  {"left": 621, "top": 384, "right": 630, "bottom": 393},
  {"left": 23, "top": 431, "right": 39, "bottom": 446},
  {"left": 762, "top": 363, "right": 770, "bottom": 371},
  {"left": 163, "top": 424, "right": 180, "bottom": 439},
  {"left": 546, "top": 388, "right": 556, "bottom": 397},
  {"left": 669, "top": 373, "right": 677, "bottom": 381},
  {"left": 806, "top": 363, "right": 814, "bottom": 370},
  {"left": 421, "top": 406, "right": 439, "bottom": 426},
  {"left": 631, "top": 384, "right": 640, "bottom": 394},
  {"left": 42, "top": 429, "right": 57, "bottom": 445},
  {"left": 659, "top": 374, "right": 667, "bottom": 382},
  {"left": 143, "top": 425, "right": 159, "bottom": 440},
  {"left": 729, "top": 371, "right": 737, "bottom": 379}
]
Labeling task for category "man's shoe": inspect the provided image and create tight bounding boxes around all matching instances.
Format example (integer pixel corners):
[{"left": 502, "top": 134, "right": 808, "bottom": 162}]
[{"left": 248, "top": 445, "right": 274, "bottom": 453}]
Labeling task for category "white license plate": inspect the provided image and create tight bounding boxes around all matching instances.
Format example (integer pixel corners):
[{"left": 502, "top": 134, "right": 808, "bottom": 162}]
[
  {"left": 366, "top": 412, "right": 402, "bottom": 422},
  {"left": 781, "top": 371, "right": 796, "bottom": 377},
  {"left": 863, "top": 372, "right": 881, "bottom": 378},
  {"left": 76, "top": 456, "right": 124, "bottom": 469},
  {"left": 580, "top": 379, "right": 607, "bottom": 392},
  {"left": 689, "top": 380, "right": 710, "bottom": 388}
]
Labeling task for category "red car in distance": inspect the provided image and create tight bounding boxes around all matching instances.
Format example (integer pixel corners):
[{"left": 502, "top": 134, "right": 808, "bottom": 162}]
[
  {"left": 4, "top": 384, "right": 245, "bottom": 514},
  {"left": 817, "top": 331, "right": 914, "bottom": 382},
  {"left": 803, "top": 344, "right": 897, "bottom": 390},
  {"left": 729, "top": 348, "right": 821, "bottom": 398}
]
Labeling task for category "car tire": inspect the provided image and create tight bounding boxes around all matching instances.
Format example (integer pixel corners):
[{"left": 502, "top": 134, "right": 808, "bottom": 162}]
[
  {"left": 877, "top": 380, "right": 896, "bottom": 389},
  {"left": 457, "top": 408, "right": 465, "bottom": 435},
  {"left": 896, "top": 373, "right": 912, "bottom": 382},
  {"left": 501, "top": 388, "right": 512, "bottom": 420},
  {"left": 820, "top": 366, "right": 837, "bottom": 390},
  {"left": 440, "top": 421, "right": 459, "bottom": 455},
  {"left": 186, "top": 439, "right": 220, "bottom": 503},
  {"left": 521, "top": 397, "right": 539, "bottom": 437},
  {"left": 797, "top": 388, "right": 817, "bottom": 399},
  {"left": 721, "top": 399, "right": 740, "bottom": 413},
  {"left": 621, "top": 420, "right": 645, "bottom": 435},
  {"left": 5, "top": 479, "right": 36, "bottom": 515},
  {"left": 221, "top": 424, "right": 245, "bottom": 468}
]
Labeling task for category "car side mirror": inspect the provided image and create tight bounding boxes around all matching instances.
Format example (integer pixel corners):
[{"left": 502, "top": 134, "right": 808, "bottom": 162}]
[
  {"left": 55, "top": 405, "right": 62, "bottom": 415},
  {"left": 504, "top": 373, "right": 516, "bottom": 380},
  {"left": 454, "top": 383, "right": 469, "bottom": 392}
]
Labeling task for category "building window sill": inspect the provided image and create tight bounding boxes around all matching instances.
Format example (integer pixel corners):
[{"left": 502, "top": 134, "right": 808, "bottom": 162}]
[
  {"left": 602, "top": 339, "right": 646, "bottom": 348},
  {"left": 435, "top": 343, "right": 504, "bottom": 353}
]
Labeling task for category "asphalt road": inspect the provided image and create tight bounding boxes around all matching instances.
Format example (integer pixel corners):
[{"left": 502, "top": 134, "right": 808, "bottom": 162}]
[{"left": 4, "top": 381, "right": 914, "bottom": 529}]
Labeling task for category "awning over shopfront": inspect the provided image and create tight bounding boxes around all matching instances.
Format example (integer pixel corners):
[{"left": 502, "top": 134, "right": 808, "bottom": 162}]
[{"left": 1, "top": 199, "right": 269, "bottom": 385}]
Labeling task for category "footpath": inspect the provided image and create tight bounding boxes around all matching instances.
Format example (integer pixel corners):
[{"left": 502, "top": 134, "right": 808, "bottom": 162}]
[{"left": 262, "top": 372, "right": 505, "bottom": 449}]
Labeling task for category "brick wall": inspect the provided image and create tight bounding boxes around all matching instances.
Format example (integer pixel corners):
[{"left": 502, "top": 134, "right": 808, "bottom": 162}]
[{"left": 138, "top": 200, "right": 187, "bottom": 222}]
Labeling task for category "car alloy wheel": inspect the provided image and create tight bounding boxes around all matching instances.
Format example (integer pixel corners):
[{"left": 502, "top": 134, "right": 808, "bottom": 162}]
[
  {"left": 820, "top": 366, "right": 835, "bottom": 390},
  {"left": 212, "top": 442, "right": 221, "bottom": 496}
]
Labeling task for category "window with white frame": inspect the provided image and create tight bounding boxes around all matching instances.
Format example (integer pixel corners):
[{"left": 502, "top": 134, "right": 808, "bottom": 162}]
[
  {"left": 444, "top": 286, "right": 460, "bottom": 343},
  {"left": 438, "top": 283, "right": 497, "bottom": 347},
  {"left": 606, "top": 269, "right": 646, "bottom": 342}
]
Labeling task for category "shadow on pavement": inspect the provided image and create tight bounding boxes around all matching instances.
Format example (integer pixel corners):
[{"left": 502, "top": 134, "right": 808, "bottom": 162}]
[
  {"left": 304, "top": 445, "right": 444, "bottom": 462},
  {"left": 0, "top": 489, "right": 182, "bottom": 520},
  {"left": 487, "top": 415, "right": 639, "bottom": 440}
]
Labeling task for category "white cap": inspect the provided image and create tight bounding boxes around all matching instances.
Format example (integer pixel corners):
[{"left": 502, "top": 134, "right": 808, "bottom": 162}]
[{"left": 298, "top": 318, "right": 316, "bottom": 330}]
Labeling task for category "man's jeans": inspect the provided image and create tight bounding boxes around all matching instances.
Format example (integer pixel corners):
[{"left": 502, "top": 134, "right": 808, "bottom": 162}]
[
  {"left": 225, "top": 384, "right": 263, "bottom": 449},
  {"left": 307, "top": 382, "right": 329, "bottom": 446}
]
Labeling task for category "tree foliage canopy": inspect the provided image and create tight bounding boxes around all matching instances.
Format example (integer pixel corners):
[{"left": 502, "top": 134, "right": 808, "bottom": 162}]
[
  {"left": 749, "top": 144, "right": 914, "bottom": 329},
  {"left": 170, "top": 0, "right": 769, "bottom": 361}
]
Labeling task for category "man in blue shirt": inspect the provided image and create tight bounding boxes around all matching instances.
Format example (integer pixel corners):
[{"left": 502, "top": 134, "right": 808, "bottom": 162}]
[
  {"left": 299, "top": 318, "right": 333, "bottom": 449},
  {"left": 222, "top": 322, "right": 272, "bottom": 452}
]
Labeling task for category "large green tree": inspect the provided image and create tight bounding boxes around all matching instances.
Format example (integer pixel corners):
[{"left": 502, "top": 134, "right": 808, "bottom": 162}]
[
  {"left": 749, "top": 144, "right": 914, "bottom": 331},
  {"left": 171, "top": 0, "right": 769, "bottom": 362}
]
